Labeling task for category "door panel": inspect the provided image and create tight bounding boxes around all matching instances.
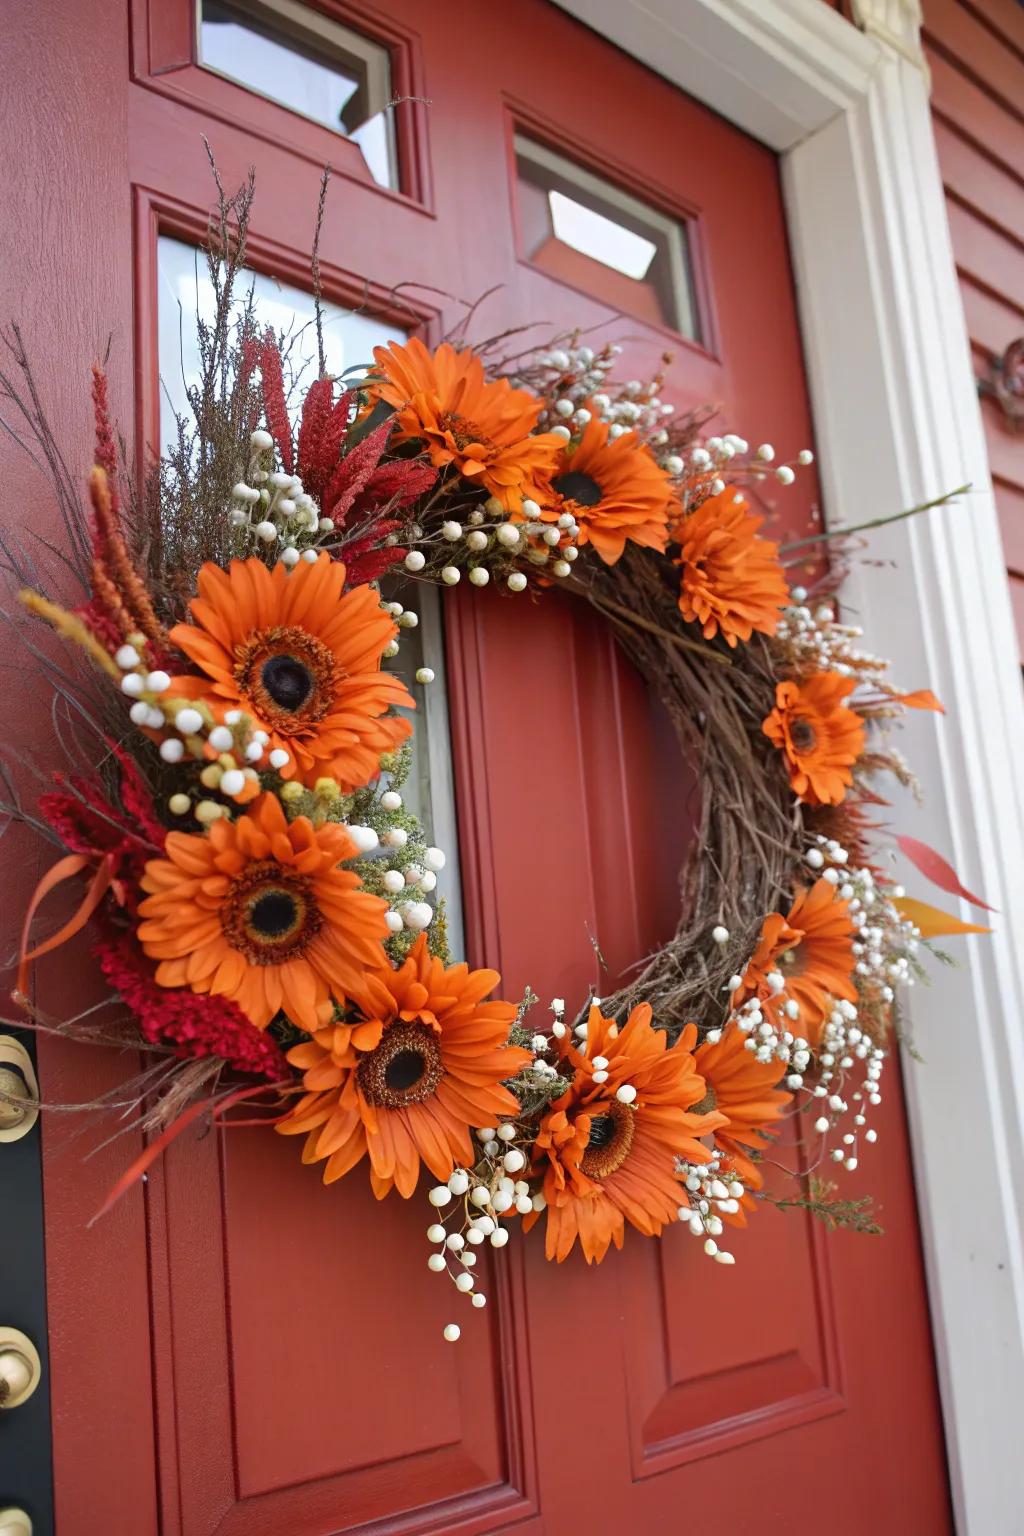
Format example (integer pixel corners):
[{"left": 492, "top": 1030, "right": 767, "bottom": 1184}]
[{"left": 1, "top": 0, "right": 952, "bottom": 1531}]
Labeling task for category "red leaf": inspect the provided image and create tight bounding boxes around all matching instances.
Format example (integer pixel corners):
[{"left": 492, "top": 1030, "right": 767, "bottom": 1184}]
[
  {"left": 89, "top": 1084, "right": 273, "bottom": 1225},
  {"left": 896, "top": 834, "right": 996, "bottom": 912}
]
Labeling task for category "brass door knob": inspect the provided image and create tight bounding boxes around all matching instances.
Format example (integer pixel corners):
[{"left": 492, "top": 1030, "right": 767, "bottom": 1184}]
[
  {"left": 0, "top": 1509, "right": 32, "bottom": 1536},
  {"left": 0, "top": 1329, "right": 41, "bottom": 1410},
  {"left": 0, "top": 1037, "right": 39, "bottom": 1143}
]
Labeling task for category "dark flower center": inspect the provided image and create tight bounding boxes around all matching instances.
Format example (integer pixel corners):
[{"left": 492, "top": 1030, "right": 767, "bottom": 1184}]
[
  {"left": 386, "top": 1048, "right": 427, "bottom": 1093},
  {"left": 790, "top": 716, "right": 817, "bottom": 753},
  {"left": 688, "top": 1082, "right": 718, "bottom": 1118},
  {"left": 586, "top": 1114, "right": 616, "bottom": 1150},
  {"left": 234, "top": 624, "right": 339, "bottom": 734},
  {"left": 358, "top": 1022, "right": 445, "bottom": 1109},
  {"left": 438, "top": 411, "right": 494, "bottom": 453},
  {"left": 553, "top": 471, "right": 602, "bottom": 508},
  {"left": 580, "top": 1100, "right": 635, "bottom": 1181},
  {"left": 250, "top": 889, "right": 300, "bottom": 937},
  {"left": 222, "top": 863, "right": 321, "bottom": 964},
  {"left": 261, "top": 654, "right": 313, "bottom": 712}
]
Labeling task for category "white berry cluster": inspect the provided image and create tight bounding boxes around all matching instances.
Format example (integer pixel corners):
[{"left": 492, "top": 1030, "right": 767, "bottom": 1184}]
[
  {"left": 676, "top": 1152, "right": 747, "bottom": 1265},
  {"left": 116, "top": 640, "right": 289, "bottom": 823},
  {"left": 423, "top": 1125, "right": 541, "bottom": 1342},
  {"left": 401, "top": 496, "right": 580, "bottom": 588},
  {"left": 775, "top": 596, "right": 886, "bottom": 683},
  {"left": 228, "top": 428, "right": 333, "bottom": 567},
  {"left": 340, "top": 780, "right": 445, "bottom": 940}
]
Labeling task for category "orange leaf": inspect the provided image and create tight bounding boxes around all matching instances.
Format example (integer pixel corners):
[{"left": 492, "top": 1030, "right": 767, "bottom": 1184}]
[
  {"left": 892, "top": 896, "right": 991, "bottom": 938},
  {"left": 896, "top": 689, "right": 944, "bottom": 714}
]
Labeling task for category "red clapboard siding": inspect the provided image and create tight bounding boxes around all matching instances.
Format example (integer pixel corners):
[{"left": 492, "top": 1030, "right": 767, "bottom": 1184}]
[{"left": 924, "top": 0, "right": 1024, "bottom": 661}]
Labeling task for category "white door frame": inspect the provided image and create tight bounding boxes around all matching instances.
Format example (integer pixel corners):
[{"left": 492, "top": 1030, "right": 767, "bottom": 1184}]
[{"left": 557, "top": 1, "right": 1024, "bottom": 1529}]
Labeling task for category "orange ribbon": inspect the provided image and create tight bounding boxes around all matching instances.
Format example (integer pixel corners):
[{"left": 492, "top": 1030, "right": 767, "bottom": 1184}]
[{"left": 16, "top": 853, "right": 122, "bottom": 999}]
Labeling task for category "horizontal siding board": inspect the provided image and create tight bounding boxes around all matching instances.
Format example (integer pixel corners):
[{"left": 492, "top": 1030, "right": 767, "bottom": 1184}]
[
  {"left": 960, "top": 0, "right": 1024, "bottom": 58},
  {"left": 977, "top": 403, "right": 1024, "bottom": 485},
  {"left": 1009, "top": 575, "right": 1024, "bottom": 664},
  {"left": 933, "top": 118, "right": 1024, "bottom": 250},
  {"left": 995, "top": 480, "right": 1024, "bottom": 575},
  {"left": 925, "top": 0, "right": 1024, "bottom": 122},
  {"left": 928, "top": 48, "right": 1024, "bottom": 186},
  {"left": 946, "top": 201, "right": 1024, "bottom": 314},
  {"left": 962, "top": 285, "right": 1024, "bottom": 357},
  {"left": 924, "top": 0, "right": 1024, "bottom": 654}
]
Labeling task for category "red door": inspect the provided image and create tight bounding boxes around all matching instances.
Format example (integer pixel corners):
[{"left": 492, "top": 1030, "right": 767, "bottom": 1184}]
[{"left": 2, "top": 0, "right": 952, "bottom": 1531}]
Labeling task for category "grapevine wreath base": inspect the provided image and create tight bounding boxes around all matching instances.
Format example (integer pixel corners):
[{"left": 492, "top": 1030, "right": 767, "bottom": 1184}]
[{"left": 0, "top": 167, "right": 989, "bottom": 1340}]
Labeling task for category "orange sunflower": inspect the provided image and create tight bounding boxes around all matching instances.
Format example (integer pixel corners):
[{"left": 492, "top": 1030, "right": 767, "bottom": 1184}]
[
  {"left": 737, "top": 878, "right": 857, "bottom": 1044},
  {"left": 763, "top": 671, "right": 866, "bottom": 804},
  {"left": 166, "top": 554, "right": 412, "bottom": 790},
  {"left": 675, "top": 490, "right": 788, "bottom": 646},
  {"left": 137, "top": 793, "right": 388, "bottom": 1033},
  {"left": 523, "top": 1002, "right": 725, "bottom": 1264},
  {"left": 368, "top": 338, "right": 563, "bottom": 512},
  {"left": 546, "top": 414, "right": 675, "bottom": 564},
  {"left": 277, "top": 934, "right": 532, "bottom": 1198},
  {"left": 694, "top": 1023, "right": 791, "bottom": 1199}
]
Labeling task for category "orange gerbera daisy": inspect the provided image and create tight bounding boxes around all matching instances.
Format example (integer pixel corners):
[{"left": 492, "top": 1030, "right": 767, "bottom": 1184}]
[
  {"left": 137, "top": 793, "right": 388, "bottom": 1033},
  {"left": 675, "top": 490, "right": 788, "bottom": 646},
  {"left": 546, "top": 415, "right": 675, "bottom": 564},
  {"left": 277, "top": 934, "right": 532, "bottom": 1198},
  {"left": 523, "top": 1002, "right": 725, "bottom": 1264},
  {"left": 166, "top": 554, "right": 412, "bottom": 790},
  {"left": 763, "top": 671, "right": 866, "bottom": 804},
  {"left": 368, "top": 337, "right": 563, "bottom": 512},
  {"left": 694, "top": 1023, "right": 791, "bottom": 1195},
  {"left": 737, "top": 878, "right": 857, "bottom": 1044}
]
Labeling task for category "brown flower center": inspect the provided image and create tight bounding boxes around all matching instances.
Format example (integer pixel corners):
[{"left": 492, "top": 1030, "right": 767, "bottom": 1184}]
[
  {"left": 357, "top": 1022, "right": 444, "bottom": 1109},
  {"left": 222, "top": 862, "right": 321, "bottom": 964},
  {"left": 688, "top": 1082, "right": 718, "bottom": 1117},
  {"left": 438, "top": 411, "right": 494, "bottom": 453},
  {"left": 553, "top": 470, "right": 602, "bottom": 508},
  {"left": 580, "top": 1100, "right": 635, "bottom": 1180},
  {"left": 789, "top": 715, "right": 818, "bottom": 753},
  {"left": 233, "top": 625, "right": 339, "bottom": 734}
]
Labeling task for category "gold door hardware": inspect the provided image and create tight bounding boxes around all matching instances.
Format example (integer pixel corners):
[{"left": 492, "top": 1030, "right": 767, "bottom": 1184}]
[
  {"left": 0, "top": 1329, "right": 41, "bottom": 1411},
  {"left": 0, "top": 1037, "right": 39, "bottom": 1144},
  {"left": 0, "top": 1509, "right": 32, "bottom": 1536}
]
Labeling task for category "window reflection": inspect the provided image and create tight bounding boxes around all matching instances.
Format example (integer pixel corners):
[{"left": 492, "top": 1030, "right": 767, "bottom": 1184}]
[
  {"left": 200, "top": 0, "right": 397, "bottom": 189},
  {"left": 515, "top": 134, "right": 699, "bottom": 340}
]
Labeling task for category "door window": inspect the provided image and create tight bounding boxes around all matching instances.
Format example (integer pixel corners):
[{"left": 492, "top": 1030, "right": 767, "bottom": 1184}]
[{"left": 198, "top": 0, "right": 398, "bottom": 187}]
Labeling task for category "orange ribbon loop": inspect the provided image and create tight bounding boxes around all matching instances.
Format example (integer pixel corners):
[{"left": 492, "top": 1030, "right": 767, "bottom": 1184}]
[{"left": 16, "top": 854, "right": 115, "bottom": 998}]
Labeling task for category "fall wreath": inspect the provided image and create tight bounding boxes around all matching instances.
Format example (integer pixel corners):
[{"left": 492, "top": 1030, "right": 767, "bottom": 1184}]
[{"left": 0, "top": 170, "right": 987, "bottom": 1340}]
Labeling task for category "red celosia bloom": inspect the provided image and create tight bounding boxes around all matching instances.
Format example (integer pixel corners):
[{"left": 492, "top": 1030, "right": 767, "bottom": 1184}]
[
  {"left": 290, "top": 371, "right": 438, "bottom": 531},
  {"left": 38, "top": 745, "right": 166, "bottom": 913},
  {"left": 94, "top": 935, "right": 289, "bottom": 1081}
]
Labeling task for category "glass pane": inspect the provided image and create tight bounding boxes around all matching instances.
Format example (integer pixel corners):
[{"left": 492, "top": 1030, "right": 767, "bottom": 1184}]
[
  {"left": 515, "top": 134, "right": 700, "bottom": 341},
  {"left": 156, "top": 236, "right": 463, "bottom": 950},
  {"left": 200, "top": 0, "right": 397, "bottom": 189}
]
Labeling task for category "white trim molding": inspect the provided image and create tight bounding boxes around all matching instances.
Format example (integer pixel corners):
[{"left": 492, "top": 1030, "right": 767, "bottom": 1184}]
[
  {"left": 560, "top": 2, "right": 1024, "bottom": 1530},
  {"left": 852, "top": 0, "right": 926, "bottom": 67}
]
